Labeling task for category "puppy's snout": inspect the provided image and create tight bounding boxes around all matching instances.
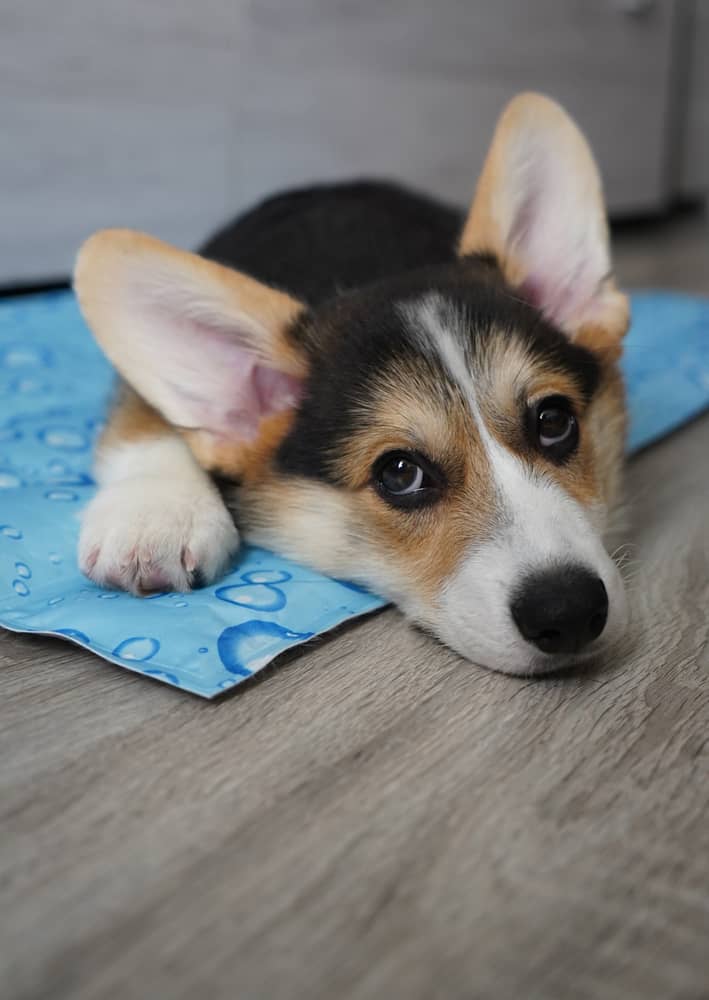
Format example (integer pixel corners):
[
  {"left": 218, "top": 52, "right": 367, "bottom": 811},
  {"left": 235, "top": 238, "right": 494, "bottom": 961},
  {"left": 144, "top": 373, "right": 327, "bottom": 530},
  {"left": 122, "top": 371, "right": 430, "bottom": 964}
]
[{"left": 510, "top": 566, "right": 608, "bottom": 655}]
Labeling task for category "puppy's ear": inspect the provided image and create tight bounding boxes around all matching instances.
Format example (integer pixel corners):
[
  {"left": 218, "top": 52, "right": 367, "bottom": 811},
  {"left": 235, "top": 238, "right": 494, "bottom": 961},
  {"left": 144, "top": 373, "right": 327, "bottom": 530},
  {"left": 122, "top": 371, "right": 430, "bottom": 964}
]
[
  {"left": 74, "top": 230, "right": 307, "bottom": 442},
  {"left": 459, "top": 93, "right": 629, "bottom": 356}
]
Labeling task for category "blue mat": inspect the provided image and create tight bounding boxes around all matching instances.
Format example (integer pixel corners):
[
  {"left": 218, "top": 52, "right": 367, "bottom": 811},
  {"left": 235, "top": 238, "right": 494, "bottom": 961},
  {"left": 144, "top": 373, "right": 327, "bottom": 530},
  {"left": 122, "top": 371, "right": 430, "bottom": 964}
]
[{"left": 1, "top": 290, "right": 708, "bottom": 696}]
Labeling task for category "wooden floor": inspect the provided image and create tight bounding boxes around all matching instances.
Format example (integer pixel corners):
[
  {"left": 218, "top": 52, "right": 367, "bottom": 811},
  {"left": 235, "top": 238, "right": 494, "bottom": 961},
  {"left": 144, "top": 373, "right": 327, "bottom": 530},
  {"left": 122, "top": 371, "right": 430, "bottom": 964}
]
[{"left": 2, "top": 210, "right": 709, "bottom": 1000}]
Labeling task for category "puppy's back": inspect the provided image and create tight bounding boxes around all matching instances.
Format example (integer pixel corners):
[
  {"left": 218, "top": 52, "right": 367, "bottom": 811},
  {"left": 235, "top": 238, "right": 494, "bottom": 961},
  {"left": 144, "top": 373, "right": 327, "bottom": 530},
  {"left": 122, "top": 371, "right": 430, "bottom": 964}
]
[{"left": 199, "top": 180, "right": 462, "bottom": 305}]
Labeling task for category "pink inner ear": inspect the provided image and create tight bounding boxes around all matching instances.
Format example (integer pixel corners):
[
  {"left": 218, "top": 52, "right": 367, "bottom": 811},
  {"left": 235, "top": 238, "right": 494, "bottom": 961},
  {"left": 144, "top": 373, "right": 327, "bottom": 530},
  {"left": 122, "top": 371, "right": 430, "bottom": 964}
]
[
  {"left": 219, "top": 363, "right": 303, "bottom": 441},
  {"left": 506, "top": 155, "right": 608, "bottom": 333},
  {"left": 154, "top": 308, "right": 304, "bottom": 442},
  {"left": 518, "top": 266, "right": 600, "bottom": 333},
  {"left": 254, "top": 366, "right": 304, "bottom": 417}
]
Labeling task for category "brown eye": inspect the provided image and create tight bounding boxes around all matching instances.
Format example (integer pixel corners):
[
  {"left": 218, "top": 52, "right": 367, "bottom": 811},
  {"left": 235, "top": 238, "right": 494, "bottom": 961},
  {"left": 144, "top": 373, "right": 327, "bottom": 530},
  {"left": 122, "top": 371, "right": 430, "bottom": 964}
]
[
  {"left": 530, "top": 396, "right": 578, "bottom": 460},
  {"left": 373, "top": 450, "right": 444, "bottom": 510},
  {"left": 380, "top": 455, "right": 423, "bottom": 494},
  {"left": 539, "top": 407, "right": 574, "bottom": 446}
]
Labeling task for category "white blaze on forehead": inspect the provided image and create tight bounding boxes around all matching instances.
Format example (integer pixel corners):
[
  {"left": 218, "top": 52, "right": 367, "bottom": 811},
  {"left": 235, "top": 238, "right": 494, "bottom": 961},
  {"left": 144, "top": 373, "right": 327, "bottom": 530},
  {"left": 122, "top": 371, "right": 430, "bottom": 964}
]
[{"left": 399, "top": 293, "right": 475, "bottom": 406}]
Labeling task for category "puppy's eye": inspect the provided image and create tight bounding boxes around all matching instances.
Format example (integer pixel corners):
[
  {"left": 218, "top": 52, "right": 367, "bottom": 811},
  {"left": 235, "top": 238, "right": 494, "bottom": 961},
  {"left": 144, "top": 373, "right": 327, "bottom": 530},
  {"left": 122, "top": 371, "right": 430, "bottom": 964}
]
[
  {"left": 530, "top": 396, "right": 578, "bottom": 460},
  {"left": 380, "top": 455, "right": 423, "bottom": 494},
  {"left": 373, "top": 451, "right": 443, "bottom": 510}
]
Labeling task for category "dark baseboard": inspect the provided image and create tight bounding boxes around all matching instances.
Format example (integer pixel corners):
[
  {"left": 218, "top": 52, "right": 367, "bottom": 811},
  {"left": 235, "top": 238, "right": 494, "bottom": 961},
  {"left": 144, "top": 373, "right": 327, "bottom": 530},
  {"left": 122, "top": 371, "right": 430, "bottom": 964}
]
[{"left": 0, "top": 277, "right": 70, "bottom": 299}]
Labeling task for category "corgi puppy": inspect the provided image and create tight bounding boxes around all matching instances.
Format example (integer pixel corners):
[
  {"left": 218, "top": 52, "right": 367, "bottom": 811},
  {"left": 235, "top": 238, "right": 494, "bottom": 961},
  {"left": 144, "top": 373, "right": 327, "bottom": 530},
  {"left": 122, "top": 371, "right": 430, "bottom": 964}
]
[{"left": 74, "top": 93, "right": 630, "bottom": 676}]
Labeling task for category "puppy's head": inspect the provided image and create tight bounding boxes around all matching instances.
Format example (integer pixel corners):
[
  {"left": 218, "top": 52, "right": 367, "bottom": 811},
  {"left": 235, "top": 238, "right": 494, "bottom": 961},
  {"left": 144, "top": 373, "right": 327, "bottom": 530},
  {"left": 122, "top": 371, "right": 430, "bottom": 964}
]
[{"left": 75, "top": 93, "right": 630, "bottom": 675}]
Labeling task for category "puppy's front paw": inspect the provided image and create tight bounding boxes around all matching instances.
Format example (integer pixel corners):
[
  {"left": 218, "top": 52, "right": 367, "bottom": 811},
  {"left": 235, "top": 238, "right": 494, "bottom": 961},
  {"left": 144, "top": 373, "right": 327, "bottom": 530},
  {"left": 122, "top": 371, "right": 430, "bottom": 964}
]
[{"left": 78, "top": 478, "right": 239, "bottom": 594}]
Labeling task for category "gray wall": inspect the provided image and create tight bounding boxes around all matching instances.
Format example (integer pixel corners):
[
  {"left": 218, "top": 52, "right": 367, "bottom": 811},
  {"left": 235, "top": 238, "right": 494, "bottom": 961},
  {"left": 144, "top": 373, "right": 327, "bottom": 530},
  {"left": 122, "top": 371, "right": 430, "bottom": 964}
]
[{"left": 0, "top": 0, "right": 704, "bottom": 284}]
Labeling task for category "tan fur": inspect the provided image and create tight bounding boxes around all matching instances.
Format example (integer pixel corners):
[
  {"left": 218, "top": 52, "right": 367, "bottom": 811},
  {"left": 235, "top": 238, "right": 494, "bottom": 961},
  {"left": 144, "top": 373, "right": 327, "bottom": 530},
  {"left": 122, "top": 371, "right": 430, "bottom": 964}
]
[
  {"left": 182, "top": 408, "right": 299, "bottom": 481},
  {"left": 585, "top": 363, "right": 627, "bottom": 510},
  {"left": 575, "top": 322, "right": 626, "bottom": 364},
  {"left": 99, "top": 386, "right": 302, "bottom": 484},
  {"left": 332, "top": 364, "right": 495, "bottom": 600},
  {"left": 98, "top": 383, "right": 170, "bottom": 454}
]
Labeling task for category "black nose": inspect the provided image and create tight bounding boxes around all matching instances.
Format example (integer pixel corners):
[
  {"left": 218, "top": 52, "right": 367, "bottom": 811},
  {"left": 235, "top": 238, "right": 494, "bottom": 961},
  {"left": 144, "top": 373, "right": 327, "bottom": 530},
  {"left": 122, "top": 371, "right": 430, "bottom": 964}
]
[{"left": 510, "top": 566, "right": 608, "bottom": 655}]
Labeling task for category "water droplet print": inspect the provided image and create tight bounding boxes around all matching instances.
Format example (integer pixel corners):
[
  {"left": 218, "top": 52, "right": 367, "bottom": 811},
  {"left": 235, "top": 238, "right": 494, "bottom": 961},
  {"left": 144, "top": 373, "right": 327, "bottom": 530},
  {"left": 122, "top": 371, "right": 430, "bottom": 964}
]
[
  {"left": 216, "top": 569, "right": 292, "bottom": 612},
  {"left": 37, "top": 427, "right": 88, "bottom": 451},
  {"left": 143, "top": 668, "right": 180, "bottom": 686},
  {"left": 0, "top": 525, "right": 22, "bottom": 539},
  {"left": 10, "top": 377, "right": 47, "bottom": 394},
  {"left": 12, "top": 579, "right": 30, "bottom": 596},
  {"left": 56, "top": 628, "right": 91, "bottom": 644},
  {"left": 44, "top": 488, "right": 79, "bottom": 502},
  {"left": 243, "top": 570, "right": 291, "bottom": 585},
  {"left": 14, "top": 562, "right": 31, "bottom": 579},
  {"left": 0, "top": 471, "right": 22, "bottom": 489},
  {"left": 217, "top": 620, "right": 312, "bottom": 676},
  {"left": 0, "top": 345, "right": 50, "bottom": 368},
  {"left": 47, "top": 459, "right": 93, "bottom": 487},
  {"left": 113, "top": 637, "right": 160, "bottom": 662},
  {"left": 198, "top": 647, "right": 208, "bottom": 654},
  {"left": 216, "top": 585, "right": 286, "bottom": 612}
]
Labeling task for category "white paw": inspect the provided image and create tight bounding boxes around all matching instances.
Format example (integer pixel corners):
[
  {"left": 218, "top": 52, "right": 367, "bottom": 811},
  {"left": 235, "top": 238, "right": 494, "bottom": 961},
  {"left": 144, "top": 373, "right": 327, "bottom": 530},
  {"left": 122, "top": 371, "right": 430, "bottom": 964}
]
[{"left": 78, "top": 478, "right": 240, "bottom": 595}]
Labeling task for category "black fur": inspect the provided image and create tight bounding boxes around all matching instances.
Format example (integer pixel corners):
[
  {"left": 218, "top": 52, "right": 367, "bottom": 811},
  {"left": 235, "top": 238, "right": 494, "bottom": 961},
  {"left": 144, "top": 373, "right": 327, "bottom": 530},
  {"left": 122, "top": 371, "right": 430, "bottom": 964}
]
[
  {"left": 201, "top": 181, "right": 600, "bottom": 485},
  {"left": 200, "top": 180, "right": 461, "bottom": 305}
]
